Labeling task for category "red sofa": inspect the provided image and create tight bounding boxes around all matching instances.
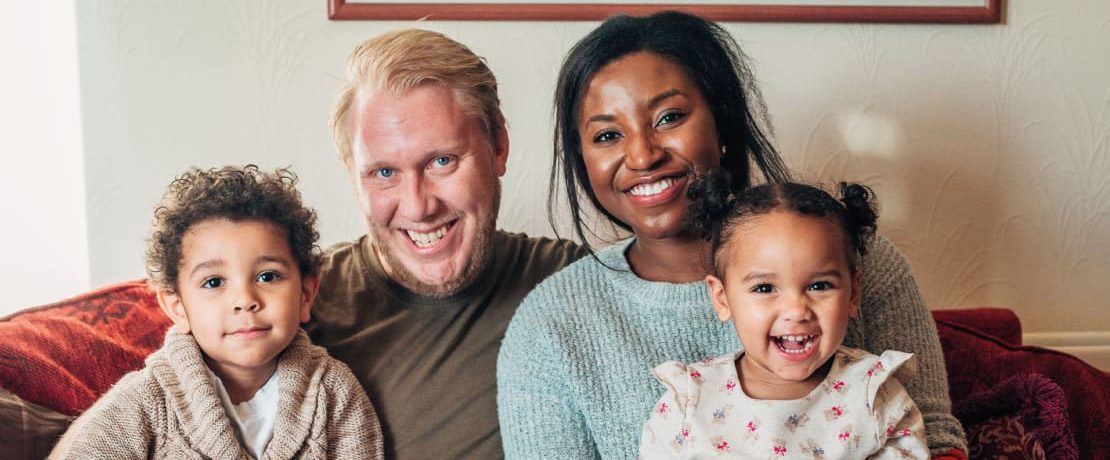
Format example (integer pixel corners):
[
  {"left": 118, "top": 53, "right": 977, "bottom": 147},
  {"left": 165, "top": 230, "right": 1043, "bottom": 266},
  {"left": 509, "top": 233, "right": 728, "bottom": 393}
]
[{"left": 2, "top": 280, "right": 1108, "bottom": 459}]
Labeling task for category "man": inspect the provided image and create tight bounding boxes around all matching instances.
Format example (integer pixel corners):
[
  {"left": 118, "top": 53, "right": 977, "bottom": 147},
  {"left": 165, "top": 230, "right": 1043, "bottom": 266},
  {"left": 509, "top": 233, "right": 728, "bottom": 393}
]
[{"left": 306, "top": 29, "right": 585, "bottom": 459}]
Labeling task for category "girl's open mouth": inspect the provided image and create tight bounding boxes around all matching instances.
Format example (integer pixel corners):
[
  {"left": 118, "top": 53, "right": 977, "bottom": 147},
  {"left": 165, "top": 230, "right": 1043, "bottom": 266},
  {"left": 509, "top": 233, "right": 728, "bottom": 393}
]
[{"left": 772, "top": 334, "right": 818, "bottom": 355}]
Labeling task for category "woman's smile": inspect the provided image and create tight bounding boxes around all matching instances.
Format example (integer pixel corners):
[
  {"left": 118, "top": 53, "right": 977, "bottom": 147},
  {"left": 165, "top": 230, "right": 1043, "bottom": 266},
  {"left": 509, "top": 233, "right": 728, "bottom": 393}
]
[{"left": 623, "top": 174, "right": 689, "bottom": 207}]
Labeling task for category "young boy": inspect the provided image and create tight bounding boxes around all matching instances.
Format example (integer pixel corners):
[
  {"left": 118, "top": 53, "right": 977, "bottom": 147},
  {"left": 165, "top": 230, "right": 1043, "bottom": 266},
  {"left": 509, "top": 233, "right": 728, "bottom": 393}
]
[{"left": 50, "top": 165, "right": 383, "bottom": 459}]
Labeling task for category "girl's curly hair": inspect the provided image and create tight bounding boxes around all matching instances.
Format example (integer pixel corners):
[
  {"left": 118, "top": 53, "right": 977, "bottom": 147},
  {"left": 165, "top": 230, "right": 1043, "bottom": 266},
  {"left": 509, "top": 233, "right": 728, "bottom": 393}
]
[
  {"left": 145, "top": 165, "right": 322, "bottom": 292},
  {"left": 688, "top": 167, "right": 879, "bottom": 275}
]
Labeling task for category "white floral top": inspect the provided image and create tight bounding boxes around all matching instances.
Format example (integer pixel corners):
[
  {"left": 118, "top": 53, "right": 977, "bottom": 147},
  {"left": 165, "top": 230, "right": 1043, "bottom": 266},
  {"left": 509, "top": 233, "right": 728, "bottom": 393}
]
[{"left": 638, "top": 347, "right": 929, "bottom": 459}]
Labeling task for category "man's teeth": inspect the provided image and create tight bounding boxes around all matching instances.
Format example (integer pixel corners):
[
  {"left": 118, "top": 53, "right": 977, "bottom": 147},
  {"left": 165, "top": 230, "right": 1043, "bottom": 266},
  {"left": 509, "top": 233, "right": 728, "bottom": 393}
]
[
  {"left": 406, "top": 226, "right": 448, "bottom": 248},
  {"left": 628, "top": 178, "right": 675, "bottom": 196}
]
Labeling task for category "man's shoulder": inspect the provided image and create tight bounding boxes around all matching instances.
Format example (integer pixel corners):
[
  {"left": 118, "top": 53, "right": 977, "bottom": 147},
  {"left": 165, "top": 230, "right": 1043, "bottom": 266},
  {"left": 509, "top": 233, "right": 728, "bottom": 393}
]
[
  {"left": 321, "top": 234, "right": 372, "bottom": 268},
  {"left": 495, "top": 230, "right": 584, "bottom": 258},
  {"left": 492, "top": 230, "right": 586, "bottom": 278},
  {"left": 316, "top": 234, "right": 382, "bottom": 296}
]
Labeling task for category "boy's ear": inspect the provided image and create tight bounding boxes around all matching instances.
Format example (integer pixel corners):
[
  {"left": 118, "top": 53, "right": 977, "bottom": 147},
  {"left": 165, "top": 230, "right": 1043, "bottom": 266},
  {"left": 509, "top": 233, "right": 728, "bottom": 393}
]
[
  {"left": 157, "top": 288, "right": 191, "bottom": 334},
  {"left": 849, "top": 270, "right": 862, "bottom": 318},
  {"left": 706, "top": 275, "right": 732, "bottom": 322},
  {"left": 299, "top": 275, "right": 321, "bottom": 323}
]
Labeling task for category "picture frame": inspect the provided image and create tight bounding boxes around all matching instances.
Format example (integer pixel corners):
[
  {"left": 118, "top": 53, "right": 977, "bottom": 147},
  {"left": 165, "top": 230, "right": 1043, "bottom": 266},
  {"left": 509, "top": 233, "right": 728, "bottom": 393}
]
[{"left": 328, "top": 0, "right": 1002, "bottom": 23}]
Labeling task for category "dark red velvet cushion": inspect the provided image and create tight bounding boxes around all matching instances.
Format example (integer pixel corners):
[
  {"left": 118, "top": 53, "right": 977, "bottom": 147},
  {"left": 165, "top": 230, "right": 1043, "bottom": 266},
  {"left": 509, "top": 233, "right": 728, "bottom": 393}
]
[
  {"left": 0, "top": 280, "right": 171, "bottom": 416},
  {"left": 937, "top": 318, "right": 1110, "bottom": 460},
  {"left": 957, "top": 373, "right": 1077, "bottom": 459}
]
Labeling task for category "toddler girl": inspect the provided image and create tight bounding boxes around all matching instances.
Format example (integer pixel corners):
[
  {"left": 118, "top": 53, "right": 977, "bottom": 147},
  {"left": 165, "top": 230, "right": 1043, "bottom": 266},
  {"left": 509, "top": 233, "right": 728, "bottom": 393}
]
[{"left": 639, "top": 169, "right": 928, "bottom": 459}]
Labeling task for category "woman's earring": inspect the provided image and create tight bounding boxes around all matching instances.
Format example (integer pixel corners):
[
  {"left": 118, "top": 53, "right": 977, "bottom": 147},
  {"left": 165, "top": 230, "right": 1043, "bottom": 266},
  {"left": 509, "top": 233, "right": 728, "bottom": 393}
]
[{"left": 720, "top": 145, "right": 728, "bottom": 157}]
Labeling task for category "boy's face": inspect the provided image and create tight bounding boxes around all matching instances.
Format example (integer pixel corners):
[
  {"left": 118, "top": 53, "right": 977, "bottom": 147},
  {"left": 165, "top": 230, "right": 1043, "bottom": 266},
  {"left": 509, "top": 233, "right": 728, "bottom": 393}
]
[
  {"left": 158, "top": 218, "right": 318, "bottom": 382},
  {"left": 706, "top": 211, "right": 860, "bottom": 395}
]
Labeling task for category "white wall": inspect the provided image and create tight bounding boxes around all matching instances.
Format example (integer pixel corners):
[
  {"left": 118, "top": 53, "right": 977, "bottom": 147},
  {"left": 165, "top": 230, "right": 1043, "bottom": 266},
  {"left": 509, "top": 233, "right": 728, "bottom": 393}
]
[
  {"left": 19, "top": 0, "right": 1108, "bottom": 348},
  {"left": 0, "top": 2, "right": 88, "bottom": 316}
]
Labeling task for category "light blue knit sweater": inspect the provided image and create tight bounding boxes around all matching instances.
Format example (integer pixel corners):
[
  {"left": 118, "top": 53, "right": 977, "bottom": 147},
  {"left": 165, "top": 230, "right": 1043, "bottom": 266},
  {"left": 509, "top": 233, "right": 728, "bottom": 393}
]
[{"left": 497, "top": 237, "right": 965, "bottom": 459}]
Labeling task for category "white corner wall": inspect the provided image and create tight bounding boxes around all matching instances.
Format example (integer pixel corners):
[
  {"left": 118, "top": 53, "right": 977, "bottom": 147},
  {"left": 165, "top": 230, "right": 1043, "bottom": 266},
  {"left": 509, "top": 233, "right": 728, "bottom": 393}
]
[
  {"left": 0, "top": 2, "right": 88, "bottom": 316},
  {"left": 57, "top": 0, "right": 1110, "bottom": 352}
]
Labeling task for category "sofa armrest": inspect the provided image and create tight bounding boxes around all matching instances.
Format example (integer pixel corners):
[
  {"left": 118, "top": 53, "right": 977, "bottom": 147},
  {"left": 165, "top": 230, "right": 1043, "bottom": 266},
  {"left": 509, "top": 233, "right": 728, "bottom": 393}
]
[
  {"left": 931, "top": 307, "right": 1022, "bottom": 345},
  {"left": 937, "top": 315, "right": 1110, "bottom": 459}
]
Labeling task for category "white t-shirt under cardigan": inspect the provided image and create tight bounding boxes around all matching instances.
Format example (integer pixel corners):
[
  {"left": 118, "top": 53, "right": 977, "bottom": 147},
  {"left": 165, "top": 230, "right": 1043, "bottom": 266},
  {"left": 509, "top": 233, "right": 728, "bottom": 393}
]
[{"left": 207, "top": 366, "right": 279, "bottom": 460}]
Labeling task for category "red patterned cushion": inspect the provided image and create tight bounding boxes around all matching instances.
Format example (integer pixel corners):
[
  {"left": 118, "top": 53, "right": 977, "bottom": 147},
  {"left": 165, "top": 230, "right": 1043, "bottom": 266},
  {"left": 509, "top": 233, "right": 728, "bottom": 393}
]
[
  {"left": 956, "top": 374, "right": 1076, "bottom": 459},
  {"left": 937, "top": 319, "right": 1110, "bottom": 460},
  {"left": 0, "top": 280, "right": 171, "bottom": 416},
  {"left": 966, "top": 415, "right": 1051, "bottom": 459}
]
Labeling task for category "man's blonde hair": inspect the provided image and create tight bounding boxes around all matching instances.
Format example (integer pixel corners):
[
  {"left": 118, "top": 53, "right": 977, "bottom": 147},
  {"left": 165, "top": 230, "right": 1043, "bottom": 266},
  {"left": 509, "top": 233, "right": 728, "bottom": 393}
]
[{"left": 331, "top": 29, "right": 505, "bottom": 167}]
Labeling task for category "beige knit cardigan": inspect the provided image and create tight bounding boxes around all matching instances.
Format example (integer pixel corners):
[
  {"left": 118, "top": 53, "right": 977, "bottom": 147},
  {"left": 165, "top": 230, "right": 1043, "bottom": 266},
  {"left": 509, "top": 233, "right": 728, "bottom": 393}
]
[{"left": 50, "top": 330, "right": 384, "bottom": 460}]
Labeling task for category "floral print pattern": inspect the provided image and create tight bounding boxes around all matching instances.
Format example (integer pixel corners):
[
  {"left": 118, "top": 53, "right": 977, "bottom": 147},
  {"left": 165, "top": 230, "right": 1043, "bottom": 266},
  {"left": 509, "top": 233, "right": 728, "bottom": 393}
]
[{"left": 638, "top": 347, "right": 929, "bottom": 459}]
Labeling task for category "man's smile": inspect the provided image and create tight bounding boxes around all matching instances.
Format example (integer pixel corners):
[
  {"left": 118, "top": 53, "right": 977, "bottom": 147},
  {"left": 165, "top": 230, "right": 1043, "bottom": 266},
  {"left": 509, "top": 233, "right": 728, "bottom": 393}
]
[{"left": 404, "top": 220, "right": 456, "bottom": 248}]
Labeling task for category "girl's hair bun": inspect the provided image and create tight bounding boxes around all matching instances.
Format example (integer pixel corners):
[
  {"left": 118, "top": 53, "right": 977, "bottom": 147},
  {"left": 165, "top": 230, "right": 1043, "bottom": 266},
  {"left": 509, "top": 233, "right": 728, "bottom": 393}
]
[
  {"left": 687, "top": 167, "right": 735, "bottom": 241},
  {"left": 838, "top": 182, "right": 878, "bottom": 256}
]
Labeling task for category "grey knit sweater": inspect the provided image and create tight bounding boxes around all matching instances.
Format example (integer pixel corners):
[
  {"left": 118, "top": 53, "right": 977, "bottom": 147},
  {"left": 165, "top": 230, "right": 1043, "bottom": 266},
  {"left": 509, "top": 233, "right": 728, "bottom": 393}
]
[
  {"left": 50, "top": 330, "right": 384, "bottom": 460},
  {"left": 498, "top": 236, "right": 966, "bottom": 459}
]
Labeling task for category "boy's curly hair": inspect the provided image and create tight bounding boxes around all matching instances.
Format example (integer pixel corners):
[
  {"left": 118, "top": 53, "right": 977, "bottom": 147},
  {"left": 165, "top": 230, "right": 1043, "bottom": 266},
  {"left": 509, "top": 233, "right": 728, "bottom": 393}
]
[{"left": 146, "top": 165, "right": 322, "bottom": 292}]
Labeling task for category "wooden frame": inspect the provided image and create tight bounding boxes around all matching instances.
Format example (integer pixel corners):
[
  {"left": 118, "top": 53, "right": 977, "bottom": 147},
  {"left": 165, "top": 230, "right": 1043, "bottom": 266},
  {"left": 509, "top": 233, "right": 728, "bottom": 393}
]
[{"left": 328, "top": 0, "right": 1002, "bottom": 23}]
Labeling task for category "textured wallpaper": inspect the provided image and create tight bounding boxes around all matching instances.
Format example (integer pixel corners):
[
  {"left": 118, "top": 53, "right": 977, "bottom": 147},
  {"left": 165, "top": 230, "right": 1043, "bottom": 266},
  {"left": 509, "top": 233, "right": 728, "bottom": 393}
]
[{"left": 76, "top": 1, "right": 1110, "bottom": 335}]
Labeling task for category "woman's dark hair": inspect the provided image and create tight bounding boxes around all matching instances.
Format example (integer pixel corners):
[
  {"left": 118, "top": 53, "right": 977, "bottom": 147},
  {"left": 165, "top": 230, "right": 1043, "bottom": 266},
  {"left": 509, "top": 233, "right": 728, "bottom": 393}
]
[
  {"left": 688, "top": 167, "right": 878, "bottom": 276},
  {"left": 146, "top": 165, "right": 322, "bottom": 292},
  {"left": 550, "top": 10, "right": 790, "bottom": 252}
]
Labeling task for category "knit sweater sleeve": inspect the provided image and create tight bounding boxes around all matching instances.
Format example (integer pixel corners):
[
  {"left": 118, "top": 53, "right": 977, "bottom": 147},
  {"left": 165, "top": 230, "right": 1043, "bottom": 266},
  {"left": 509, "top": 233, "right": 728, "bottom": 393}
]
[
  {"left": 323, "top": 359, "right": 385, "bottom": 460},
  {"left": 497, "top": 286, "right": 601, "bottom": 460},
  {"left": 48, "top": 371, "right": 159, "bottom": 460},
  {"left": 859, "top": 236, "right": 967, "bottom": 456}
]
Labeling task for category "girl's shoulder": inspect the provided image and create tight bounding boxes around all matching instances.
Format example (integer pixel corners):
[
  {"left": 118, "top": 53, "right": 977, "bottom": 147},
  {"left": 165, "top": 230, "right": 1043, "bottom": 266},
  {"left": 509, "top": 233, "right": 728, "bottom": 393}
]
[
  {"left": 832, "top": 347, "right": 918, "bottom": 405},
  {"left": 658, "top": 351, "right": 741, "bottom": 384},
  {"left": 834, "top": 347, "right": 915, "bottom": 374}
]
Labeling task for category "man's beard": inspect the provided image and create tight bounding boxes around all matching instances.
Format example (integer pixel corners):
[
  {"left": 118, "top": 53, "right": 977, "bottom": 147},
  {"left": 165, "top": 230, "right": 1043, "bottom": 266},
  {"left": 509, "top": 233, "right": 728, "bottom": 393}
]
[{"left": 373, "top": 184, "right": 500, "bottom": 298}]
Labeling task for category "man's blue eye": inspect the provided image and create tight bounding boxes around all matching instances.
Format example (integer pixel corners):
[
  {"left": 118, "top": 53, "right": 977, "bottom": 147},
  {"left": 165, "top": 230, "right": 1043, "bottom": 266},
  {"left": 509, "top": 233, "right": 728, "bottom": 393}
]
[
  {"left": 434, "top": 156, "right": 451, "bottom": 166},
  {"left": 202, "top": 278, "right": 222, "bottom": 289},
  {"left": 376, "top": 168, "right": 393, "bottom": 178}
]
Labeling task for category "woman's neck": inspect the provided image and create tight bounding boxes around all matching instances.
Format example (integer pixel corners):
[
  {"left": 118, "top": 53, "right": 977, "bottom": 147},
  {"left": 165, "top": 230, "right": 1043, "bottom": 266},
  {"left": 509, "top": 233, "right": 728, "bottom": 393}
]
[
  {"left": 626, "top": 235, "right": 711, "bottom": 283},
  {"left": 206, "top": 357, "right": 277, "bottom": 405}
]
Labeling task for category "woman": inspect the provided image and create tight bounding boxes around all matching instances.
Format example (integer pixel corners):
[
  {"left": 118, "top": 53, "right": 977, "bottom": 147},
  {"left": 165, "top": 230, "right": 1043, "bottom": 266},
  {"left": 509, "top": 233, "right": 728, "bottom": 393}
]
[{"left": 497, "top": 11, "right": 966, "bottom": 459}]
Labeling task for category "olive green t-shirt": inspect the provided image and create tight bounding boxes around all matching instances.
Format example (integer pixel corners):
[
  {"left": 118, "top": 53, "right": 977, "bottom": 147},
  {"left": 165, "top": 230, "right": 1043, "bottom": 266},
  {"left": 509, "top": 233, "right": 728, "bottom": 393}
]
[{"left": 306, "top": 231, "right": 585, "bottom": 459}]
